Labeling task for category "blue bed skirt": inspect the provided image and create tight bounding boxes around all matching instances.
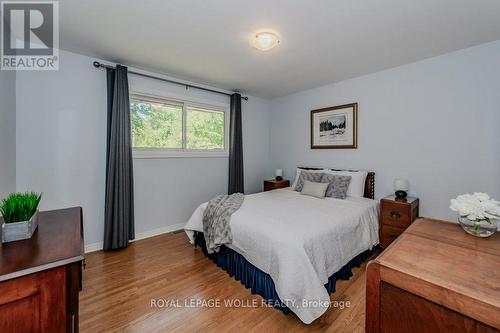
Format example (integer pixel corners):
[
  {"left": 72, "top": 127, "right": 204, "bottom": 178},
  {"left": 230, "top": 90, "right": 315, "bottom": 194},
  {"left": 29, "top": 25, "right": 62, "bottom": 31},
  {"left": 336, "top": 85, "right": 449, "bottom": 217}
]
[{"left": 194, "top": 232, "right": 372, "bottom": 314}]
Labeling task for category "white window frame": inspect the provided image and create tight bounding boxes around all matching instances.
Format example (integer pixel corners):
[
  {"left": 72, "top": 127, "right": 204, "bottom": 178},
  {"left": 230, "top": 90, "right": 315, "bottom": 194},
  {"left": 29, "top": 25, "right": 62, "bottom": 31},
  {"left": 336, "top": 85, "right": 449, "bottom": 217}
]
[{"left": 130, "top": 92, "right": 229, "bottom": 159}]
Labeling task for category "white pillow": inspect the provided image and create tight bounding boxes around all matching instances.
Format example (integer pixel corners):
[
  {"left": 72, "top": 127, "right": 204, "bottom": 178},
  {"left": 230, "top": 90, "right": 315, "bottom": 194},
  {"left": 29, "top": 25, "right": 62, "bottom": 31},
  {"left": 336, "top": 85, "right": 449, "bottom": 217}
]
[
  {"left": 300, "top": 180, "right": 328, "bottom": 199},
  {"left": 291, "top": 168, "right": 325, "bottom": 189},
  {"left": 322, "top": 170, "right": 368, "bottom": 197}
]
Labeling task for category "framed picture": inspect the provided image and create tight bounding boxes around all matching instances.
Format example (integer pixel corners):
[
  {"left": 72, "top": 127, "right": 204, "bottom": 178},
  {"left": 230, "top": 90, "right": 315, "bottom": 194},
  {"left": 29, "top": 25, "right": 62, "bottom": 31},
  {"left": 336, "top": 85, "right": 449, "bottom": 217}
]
[{"left": 310, "top": 103, "right": 358, "bottom": 149}]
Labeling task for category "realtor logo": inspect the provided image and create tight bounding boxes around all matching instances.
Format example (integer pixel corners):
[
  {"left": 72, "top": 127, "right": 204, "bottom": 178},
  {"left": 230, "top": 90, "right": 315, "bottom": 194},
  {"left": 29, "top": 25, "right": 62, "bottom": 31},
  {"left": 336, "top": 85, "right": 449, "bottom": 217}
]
[{"left": 1, "top": 1, "right": 59, "bottom": 70}]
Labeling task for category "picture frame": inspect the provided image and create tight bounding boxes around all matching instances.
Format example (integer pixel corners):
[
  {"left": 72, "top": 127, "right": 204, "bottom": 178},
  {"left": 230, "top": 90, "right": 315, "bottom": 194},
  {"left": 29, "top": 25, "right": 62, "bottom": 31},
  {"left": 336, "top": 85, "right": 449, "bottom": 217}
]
[{"left": 310, "top": 103, "right": 358, "bottom": 149}]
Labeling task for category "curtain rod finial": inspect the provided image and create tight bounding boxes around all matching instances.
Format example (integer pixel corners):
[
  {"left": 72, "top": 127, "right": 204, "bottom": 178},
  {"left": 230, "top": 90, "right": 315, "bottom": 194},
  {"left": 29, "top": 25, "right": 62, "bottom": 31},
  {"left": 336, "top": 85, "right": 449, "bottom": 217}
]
[
  {"left": 93, "top": 61, "right": 101, "bottom": 68},
  {"left": 233, "top": 90, "right": 248, "bottom": 101}
]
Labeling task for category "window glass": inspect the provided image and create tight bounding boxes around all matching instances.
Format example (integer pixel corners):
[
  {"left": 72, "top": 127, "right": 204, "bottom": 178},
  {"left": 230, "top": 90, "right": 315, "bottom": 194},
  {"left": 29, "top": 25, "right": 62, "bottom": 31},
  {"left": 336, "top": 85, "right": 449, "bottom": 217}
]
[
  {"left": 186, "top": 106, "right": 225, "bottom": 150},
  {"left": 130, "top": 98, "right": 182, "bottom": 149}
]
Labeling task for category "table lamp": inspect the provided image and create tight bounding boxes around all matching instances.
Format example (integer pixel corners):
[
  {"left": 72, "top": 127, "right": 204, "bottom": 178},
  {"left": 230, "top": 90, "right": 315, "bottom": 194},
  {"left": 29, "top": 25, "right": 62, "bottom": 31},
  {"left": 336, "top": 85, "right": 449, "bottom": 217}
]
[
  {"left": 394, "top": 178, "right": 409, "bottom": 199},
  {"left": 275, "top": 169, "right": 283, "bottom": 181}
]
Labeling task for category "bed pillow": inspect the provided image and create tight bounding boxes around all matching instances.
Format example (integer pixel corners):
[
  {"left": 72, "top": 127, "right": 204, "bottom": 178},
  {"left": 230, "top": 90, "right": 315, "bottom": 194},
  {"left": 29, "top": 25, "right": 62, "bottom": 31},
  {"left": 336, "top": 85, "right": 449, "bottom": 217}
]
[
  {"left": 300, "top": 180, "right": 329, "bottom": 199},
  {"left": 291, "top": 168, "right": 325, "bottom": 189},
  {"left": 294, "top": 171, "right": 325, "bottom": 192},
  {"left": 321, "top": 174, "right": 352, "bottom": 199},
  {"left": 322, "top": 170, "right": 368, "bottom": 197}
]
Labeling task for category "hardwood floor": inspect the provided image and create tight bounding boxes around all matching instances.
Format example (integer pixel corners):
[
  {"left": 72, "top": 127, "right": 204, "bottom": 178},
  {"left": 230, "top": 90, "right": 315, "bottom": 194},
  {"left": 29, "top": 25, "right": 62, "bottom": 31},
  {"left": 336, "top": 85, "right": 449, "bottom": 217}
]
[{"left": 80, "top": 232, "right": 374, "bottom": 333}]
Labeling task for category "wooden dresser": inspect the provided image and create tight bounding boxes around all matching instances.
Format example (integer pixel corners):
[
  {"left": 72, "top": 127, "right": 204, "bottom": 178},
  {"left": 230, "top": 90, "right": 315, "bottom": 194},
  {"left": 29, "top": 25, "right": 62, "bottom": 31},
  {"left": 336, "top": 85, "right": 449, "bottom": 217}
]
[
  {"left": 366, "top": 218, "right": 500, "bottom": 332},
  {"left": 0, "top": 207, "right": 85, "bottom": 333}
]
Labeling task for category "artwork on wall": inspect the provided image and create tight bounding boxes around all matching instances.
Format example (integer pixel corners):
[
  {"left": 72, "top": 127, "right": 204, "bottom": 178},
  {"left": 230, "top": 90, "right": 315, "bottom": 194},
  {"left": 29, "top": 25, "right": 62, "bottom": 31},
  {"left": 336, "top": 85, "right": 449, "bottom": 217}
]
[{"left": 310, "top": 103, "right": 357, "bottom": 149}]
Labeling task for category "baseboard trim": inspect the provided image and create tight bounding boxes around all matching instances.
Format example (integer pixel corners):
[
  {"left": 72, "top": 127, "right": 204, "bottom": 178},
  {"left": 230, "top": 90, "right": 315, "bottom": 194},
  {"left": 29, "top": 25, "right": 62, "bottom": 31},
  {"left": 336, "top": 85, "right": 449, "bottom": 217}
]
[
  {"left": 84, "top": 242, "right": 104, "bottom": 253},
  {"left": 84, "top": 222, "right": 186, "bottom": 253}
]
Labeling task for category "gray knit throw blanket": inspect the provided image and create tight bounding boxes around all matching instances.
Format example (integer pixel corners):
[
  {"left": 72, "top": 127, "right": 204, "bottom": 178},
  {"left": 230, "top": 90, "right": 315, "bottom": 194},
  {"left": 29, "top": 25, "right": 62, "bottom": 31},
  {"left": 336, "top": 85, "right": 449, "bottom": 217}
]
[{"left": 202, "top": 193, "right": 244, "bottom": 254}]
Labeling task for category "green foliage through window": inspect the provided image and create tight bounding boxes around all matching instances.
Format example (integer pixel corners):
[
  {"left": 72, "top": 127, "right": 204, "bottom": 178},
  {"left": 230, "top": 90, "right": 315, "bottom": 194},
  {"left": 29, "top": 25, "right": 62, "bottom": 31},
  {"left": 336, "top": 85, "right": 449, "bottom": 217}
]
[
  {"left": 186, "top": 107, "right": 224, "bottom": 149},
  {"left": 130, "top": 97, "right": 225, "bottom": 151}
]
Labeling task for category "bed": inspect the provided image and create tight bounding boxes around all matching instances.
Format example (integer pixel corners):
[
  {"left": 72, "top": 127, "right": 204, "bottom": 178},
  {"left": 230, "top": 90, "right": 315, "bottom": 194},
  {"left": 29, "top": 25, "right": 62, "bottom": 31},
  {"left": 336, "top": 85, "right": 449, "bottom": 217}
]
[{"left": 184, "top": 168, "right": 379, "bottom": 324}]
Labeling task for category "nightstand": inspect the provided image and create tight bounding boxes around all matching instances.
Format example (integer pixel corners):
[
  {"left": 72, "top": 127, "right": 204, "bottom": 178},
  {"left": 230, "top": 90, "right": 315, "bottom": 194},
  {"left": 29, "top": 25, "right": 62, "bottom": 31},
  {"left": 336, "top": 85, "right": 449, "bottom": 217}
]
[
  {"left": 379, "top": 195, "right": 419, "bottom": 248},
  {"left": 264, "top": 179, "right": 290, "bottom": 191}
]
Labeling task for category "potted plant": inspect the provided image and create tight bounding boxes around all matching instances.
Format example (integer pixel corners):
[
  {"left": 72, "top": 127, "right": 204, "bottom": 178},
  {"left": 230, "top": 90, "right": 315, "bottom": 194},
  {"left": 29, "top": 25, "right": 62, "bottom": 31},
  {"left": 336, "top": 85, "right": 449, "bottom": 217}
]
[
  {"left": 450, "top": 192, "right": 500, "bottom": 237},
  {"left": 0, "top": 192, "right": 42, "bottom": 243}
]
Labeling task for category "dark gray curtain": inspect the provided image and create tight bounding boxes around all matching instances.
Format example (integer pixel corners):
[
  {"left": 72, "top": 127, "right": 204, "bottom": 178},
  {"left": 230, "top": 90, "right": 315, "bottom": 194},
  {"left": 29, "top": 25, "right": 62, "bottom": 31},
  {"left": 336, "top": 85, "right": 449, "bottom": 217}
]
[
  {"left": 228, "top": 93, "right": 244, "bottom": 194},
  {"left": 103, "top": 65, "right": 135, "bottom": 250}
]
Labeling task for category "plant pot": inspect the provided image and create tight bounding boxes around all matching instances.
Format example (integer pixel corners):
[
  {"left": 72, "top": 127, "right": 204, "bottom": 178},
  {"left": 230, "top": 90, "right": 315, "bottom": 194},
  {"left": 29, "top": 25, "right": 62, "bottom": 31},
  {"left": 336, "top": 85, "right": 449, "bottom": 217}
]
[
  {"left": 1, "top": 210, "right": 39, "bottom": 243},
  {"left": 458, "top": 216, "right": 497, "bottom": 238}
]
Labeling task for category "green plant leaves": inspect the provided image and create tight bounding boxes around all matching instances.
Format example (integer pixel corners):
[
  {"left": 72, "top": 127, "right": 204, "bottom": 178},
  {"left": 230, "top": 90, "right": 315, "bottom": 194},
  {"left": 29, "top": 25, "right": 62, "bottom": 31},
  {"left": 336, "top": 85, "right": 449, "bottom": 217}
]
[{"left": 0, "top": 192, "right": 42, "bottom": 223}]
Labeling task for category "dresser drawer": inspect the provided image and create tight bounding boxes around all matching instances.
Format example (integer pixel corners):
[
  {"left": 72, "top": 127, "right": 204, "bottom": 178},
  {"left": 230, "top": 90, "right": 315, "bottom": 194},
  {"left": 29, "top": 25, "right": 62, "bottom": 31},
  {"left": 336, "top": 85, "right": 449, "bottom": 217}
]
[
  {"left": 381, "top": 201, "right": 411, "bottom": 228},
  {"left": 380, "top": 225, "right": 405, "bottom": 248}
]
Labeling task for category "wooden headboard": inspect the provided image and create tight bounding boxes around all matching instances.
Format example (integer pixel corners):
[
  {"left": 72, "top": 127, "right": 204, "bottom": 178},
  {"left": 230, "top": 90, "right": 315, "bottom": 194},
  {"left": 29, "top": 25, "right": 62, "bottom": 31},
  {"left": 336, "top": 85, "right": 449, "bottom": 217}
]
[{"left": 297, "top": 167, "right": 375, "bottom": 199}]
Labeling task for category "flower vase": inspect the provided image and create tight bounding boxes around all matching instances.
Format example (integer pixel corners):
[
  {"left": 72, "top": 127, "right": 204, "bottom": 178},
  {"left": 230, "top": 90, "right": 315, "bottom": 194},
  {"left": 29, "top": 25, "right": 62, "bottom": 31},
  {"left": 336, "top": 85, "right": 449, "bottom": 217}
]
[{"left": 458, "top": 217, "right": 497, "bottom": 238}]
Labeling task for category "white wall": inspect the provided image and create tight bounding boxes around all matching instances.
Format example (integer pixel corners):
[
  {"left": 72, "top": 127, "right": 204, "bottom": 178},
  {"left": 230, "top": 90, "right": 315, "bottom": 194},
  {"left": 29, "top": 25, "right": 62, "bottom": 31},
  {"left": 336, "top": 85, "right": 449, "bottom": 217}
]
[
  {"left": 269, "top": 40, "right": 500, "bottom": 221},
  {"left": 16, "top": 51, "right": 107, "bottom": 247},
  {"left": 0, "top": 70, "right": 16, "bottom": 199},
  {"left": 15, "top": 50, "right": 270, "bottom": 248}
]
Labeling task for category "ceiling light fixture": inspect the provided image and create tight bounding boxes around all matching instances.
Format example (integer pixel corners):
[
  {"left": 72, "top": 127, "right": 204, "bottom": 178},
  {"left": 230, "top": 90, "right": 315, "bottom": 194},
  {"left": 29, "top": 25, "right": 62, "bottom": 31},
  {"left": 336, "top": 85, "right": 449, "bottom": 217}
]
[{"left": 252, "top": 32, "right": 280, "bottom": 51}]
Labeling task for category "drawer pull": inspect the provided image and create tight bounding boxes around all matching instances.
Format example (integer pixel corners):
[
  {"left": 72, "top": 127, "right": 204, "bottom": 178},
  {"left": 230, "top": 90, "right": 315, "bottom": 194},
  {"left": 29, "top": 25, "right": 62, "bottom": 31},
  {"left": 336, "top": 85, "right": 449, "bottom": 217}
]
[
  {"left": 390, "top": 211, "right": 401, "bottom": 219},
  {"left": 390, "top": 234, "right": 398, "bottom": 240}
]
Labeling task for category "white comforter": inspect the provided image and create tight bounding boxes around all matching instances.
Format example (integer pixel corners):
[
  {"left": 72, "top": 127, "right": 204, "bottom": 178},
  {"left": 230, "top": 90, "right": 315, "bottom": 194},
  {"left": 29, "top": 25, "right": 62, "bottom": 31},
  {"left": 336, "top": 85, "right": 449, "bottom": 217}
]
[{"left": 184, "top": 188, "right": 379, "bottom": 324}]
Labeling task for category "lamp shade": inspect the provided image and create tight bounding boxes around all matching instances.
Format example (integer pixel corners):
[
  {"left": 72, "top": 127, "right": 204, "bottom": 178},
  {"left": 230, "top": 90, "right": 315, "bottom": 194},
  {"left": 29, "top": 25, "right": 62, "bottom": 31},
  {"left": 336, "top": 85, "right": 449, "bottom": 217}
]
[
  {"left": 275, "top": 169, "right": 283, "bottom": 177},
  {"left": 394, "top": 178, "right": 409, "bottom": 191}
]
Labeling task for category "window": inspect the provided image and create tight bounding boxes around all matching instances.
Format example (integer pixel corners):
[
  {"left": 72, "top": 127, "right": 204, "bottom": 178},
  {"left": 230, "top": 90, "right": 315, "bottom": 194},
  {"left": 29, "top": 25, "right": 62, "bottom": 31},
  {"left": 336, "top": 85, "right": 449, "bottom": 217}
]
[
  {"left": 186, "top": 106, "right": 225, "bottom": 150},
  {"left": 130, "top": 94, "right": 227, "bottom": 158},
  {"left": 131, "top": 98, "right": 183, "bottom": 149}
]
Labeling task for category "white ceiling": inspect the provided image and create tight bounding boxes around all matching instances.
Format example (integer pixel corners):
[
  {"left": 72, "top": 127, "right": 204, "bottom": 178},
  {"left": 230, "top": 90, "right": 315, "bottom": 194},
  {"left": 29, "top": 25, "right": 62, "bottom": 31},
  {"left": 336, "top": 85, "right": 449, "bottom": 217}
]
[{"left": 59, "top": 0, "right": 500, "bottom": 98}]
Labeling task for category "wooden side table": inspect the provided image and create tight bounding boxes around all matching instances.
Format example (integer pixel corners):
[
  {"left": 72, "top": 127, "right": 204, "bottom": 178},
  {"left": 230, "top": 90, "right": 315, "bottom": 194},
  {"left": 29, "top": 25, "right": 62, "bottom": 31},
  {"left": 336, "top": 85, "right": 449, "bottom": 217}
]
[
  {"left": 379, "top": 195, "right": 419, "bottom": 248},
  {"left": 264, "top": 179, "right": 290, "bottom": 191}
]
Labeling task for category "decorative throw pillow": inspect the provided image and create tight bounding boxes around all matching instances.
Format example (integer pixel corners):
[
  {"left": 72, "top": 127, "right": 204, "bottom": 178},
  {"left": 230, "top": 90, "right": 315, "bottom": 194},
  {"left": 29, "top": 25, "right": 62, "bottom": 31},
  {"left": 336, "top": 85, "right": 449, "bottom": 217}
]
[
  {"left": 322, "top": 169, "right": 368, "bottom": 197},
  {"left": 291, "top": 168, "right": 324, "bottom": 189},
  {"left": 300, "top": 180, "right": 329, "bottom": 199},
  {"left": 321, "top": 174, "right": 352, "bottom": 199},
  {"left": 294, "top": 171, "right": 325, "bottom": 192}
]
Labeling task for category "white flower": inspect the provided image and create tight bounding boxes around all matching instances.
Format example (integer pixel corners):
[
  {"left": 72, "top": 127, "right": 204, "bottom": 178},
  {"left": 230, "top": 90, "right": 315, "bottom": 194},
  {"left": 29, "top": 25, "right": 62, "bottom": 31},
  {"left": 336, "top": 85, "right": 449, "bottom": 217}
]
[
  {"left": 473, "top": 192, "right": 490, "bottom": 201},
  {"left": 450, "top": 193, "right": 500, "bottom": 222}
]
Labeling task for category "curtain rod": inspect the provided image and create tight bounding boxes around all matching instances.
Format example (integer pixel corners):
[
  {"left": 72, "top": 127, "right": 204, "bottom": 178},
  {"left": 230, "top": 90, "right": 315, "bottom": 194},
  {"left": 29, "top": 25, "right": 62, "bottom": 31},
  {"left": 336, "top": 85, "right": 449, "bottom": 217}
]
[{"left": 93, "top": 61, "right": 249, "bottom": 101}]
